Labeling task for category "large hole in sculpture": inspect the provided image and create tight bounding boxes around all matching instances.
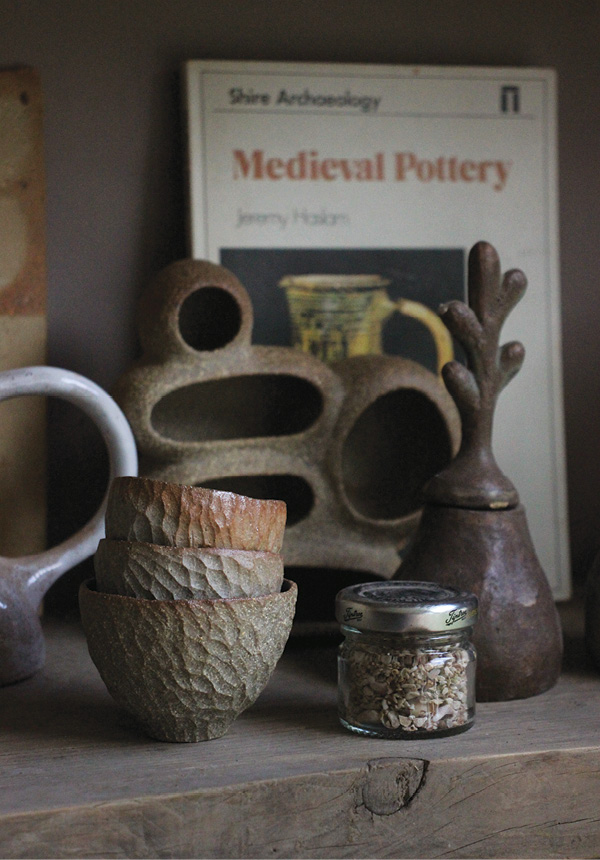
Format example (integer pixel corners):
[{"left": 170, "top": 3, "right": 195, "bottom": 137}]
[
  {"left": 285, "top": 567, "right": 384, "bottom": 628},
  {"left": 178, "top": 287, "right": 242, "bottom": 351},
  {"left": 198, "top": 475, "right": 314, "bottom": 526},
  {"left": 342, "top": 388, "right": 453, "bottom": 521},
  {"left": 151, "top": 375, "right": 323, "bottom": 441}
]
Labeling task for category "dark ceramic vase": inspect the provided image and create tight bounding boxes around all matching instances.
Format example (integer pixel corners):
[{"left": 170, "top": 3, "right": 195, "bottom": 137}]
[
  {"left": 395, "top": 242, "right": 562, "bottom": 701},
  {"left": 397, "top": 504, "right": 562, "bottom": 700}
]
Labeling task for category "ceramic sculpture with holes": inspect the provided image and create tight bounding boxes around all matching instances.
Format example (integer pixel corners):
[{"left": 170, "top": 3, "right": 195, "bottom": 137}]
[{"left": 112, "top": 259, "right": 460, "bottom": 623}]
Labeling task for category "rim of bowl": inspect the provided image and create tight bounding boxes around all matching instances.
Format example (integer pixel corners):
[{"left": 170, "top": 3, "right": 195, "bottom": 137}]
[
  {"left": 80, "top": 576, "right": 296, "bottom": 607},
  {"left": 96, "top": 538, "right": 282, "bottom": 561},
  {"left": 108, "top": 476, "right": 287, "bottom": 513}
]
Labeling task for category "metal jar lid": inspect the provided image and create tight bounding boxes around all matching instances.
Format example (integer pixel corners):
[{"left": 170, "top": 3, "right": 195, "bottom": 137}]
[{"left": 335, "top": 581, "right": 478, "bottom": 634}]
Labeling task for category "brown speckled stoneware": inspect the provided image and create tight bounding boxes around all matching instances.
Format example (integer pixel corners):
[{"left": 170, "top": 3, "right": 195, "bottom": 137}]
[
  {"left": 79, "top": 578, "right": 297, "bottom": 742},
  {"left": 111, "top": 259, "right": 460, "bottom": 589},
  {"left": 105, "top": 476, "right": 287, "bottom": 553},
  {"left": 94, "top": 538, "right": 284, "bottom": 601}
]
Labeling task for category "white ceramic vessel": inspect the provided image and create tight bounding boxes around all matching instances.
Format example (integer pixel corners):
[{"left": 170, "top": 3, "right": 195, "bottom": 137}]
[{"left": 0, "top": 366, "right": 138, "bottom": 684}]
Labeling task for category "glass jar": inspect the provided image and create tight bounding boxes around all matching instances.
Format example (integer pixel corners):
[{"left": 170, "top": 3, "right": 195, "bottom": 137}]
[{"left": 335, "top": 581, "right": 478, "bottom": 739}]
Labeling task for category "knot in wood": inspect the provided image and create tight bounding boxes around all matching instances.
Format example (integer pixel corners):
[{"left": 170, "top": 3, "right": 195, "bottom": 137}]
[{"left": 360, "top": 758, "right": 426, "bottom": 816}]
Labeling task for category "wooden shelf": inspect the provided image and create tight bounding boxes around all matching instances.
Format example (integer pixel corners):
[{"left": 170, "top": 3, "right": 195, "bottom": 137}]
[{"left": 1, "top": 608, "right": 599, "bottom": 858}]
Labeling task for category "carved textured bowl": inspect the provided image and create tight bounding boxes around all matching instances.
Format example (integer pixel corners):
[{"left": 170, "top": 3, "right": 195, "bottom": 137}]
[
  {"left": 94, "top": 538, "right": 284, "bottom": 600},
  {"left": 105, "top": 476, "right": 287, "bottom": 553},
  {"left": 79, "top": 578, "right": 297, "bottom": 742}
]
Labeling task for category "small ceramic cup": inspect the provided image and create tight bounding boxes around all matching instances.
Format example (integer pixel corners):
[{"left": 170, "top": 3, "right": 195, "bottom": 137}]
[
  {"left": 94, "top": 538, "right": 284, "bottom": 600},
  {"left": 105, "top": 476, "right": 287, "bottom": 552}
]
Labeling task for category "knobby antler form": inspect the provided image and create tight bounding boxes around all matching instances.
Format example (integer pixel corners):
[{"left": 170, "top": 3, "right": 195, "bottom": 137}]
[
  {"left": 426, "top": 241, "right": 526, "bottom": 508},
  {"left": 395, "top": 242, "right": 562, "bottom": 702}
]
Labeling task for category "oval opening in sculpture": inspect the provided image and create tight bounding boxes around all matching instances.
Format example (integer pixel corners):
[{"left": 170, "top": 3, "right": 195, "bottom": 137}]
[
  {"left": 178, "top": 287, "right": 242, "bottom": 351},
  {"left": 341, "top": 388, "right": 453, "bottom": 521},
  {"left": 198, "top": 475, "right": 314, "bottom": 526},
  {"left": 151, "top": 375, "right": 323, "bottom": 441},
  {"left": 286, "top": 567, "right": 383, "bottom": 624}
]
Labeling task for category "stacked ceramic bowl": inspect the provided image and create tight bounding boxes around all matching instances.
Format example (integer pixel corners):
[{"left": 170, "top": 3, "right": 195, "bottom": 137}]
[{"left": 79, "top": 476, "right": 296, "bottom": 742}]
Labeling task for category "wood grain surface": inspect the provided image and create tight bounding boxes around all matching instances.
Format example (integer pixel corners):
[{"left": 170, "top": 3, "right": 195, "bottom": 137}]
[
  {"left": 0, "top": 67, "right": 47, "bottom": 558},
  {"left": 0, "top": 609, "right": 598, "bottom": 858}
]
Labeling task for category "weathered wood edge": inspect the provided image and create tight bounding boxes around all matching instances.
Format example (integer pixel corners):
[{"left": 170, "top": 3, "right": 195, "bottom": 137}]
[{"left": 2, "top": 747, "right": 600, "bottom": 859}]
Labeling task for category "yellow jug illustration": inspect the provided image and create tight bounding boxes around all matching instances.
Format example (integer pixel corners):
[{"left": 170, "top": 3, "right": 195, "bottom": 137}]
[{"left": 279, "top": 274, "right": 453, "bottom": 372}]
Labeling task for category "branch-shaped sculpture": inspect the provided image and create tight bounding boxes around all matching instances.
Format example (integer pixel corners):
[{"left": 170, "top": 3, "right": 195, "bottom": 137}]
[
  {"left": 425, "top": 241, "right": 527, "bottom": 509},
  {"left": 396, "top": 241, "right": 563, "bottom": 701}
]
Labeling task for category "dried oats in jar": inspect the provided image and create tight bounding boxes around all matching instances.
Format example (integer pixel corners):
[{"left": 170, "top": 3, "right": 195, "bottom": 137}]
[{"left": 335, "top": 581, "right": 477, "bottom": 739}]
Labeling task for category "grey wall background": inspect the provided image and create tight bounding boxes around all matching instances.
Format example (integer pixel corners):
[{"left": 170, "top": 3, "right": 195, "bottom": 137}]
[{"left": 2, "top": 0, "right": 599, "bottom": 602}]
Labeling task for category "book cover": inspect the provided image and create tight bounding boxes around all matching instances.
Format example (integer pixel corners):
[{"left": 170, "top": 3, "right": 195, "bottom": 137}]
[{"left": 183, "top": 60, "right": 569, "bottom": 599}]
